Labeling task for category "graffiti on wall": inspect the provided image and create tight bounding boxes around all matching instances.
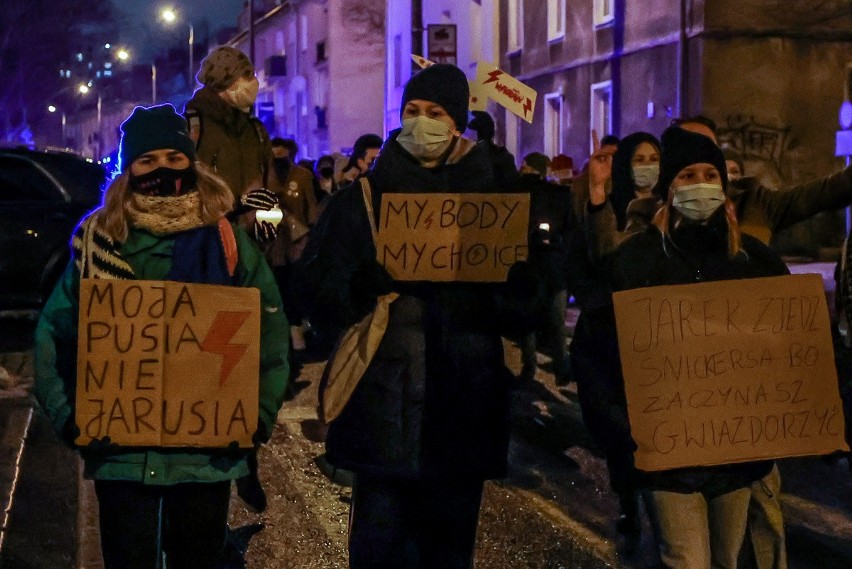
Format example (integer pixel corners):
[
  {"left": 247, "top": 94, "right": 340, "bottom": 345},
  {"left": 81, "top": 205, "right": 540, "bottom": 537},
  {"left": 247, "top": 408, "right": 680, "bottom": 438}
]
[{"left": 717, "top": 115, "right": 791, "bottom": 173}]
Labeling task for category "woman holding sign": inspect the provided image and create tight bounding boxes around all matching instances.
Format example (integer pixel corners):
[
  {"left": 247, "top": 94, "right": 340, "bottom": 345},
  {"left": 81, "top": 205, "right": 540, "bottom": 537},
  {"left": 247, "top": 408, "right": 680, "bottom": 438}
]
[
  {"left": 299, "top": 63, "right": 542, "bottom": 568},
  {"left": 600, "top": 126, "right": 789, "bottom": 569},
  {"left": 34, "top": 104, "right": 290, "bottom": 569}
]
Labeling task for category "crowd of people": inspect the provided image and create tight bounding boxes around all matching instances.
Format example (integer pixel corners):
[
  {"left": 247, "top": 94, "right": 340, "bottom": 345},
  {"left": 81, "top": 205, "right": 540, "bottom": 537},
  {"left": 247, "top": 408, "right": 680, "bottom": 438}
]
[{"left": 31, "top": 47, "right": 852, "bottom": 569}]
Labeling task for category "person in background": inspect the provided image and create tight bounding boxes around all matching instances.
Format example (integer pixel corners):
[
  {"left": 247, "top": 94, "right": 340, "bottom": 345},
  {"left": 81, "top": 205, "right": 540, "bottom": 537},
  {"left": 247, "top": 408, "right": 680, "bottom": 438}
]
[
  {"left": 602, "top": 126, "right": 789, "bottom": 568},
  {"left": 340, "top": 133, "right": 383, "bottom": 184},
  {"left": 298, "top": 63, "right": 545, "bottom": 569},
  {"left": 313, "top": 153, "right": 341, "bottom": 209},
  {"left": 549, "top": 154, "right": 574, "bottom": 187},
  {"left": 724, "top": 150, "right": 744, "bottom": 182},
  {"left": 279, "top": 138, "right": 300, "bottom": 162},
  {"left": 517, "top": 152, "right": 574, "bottom": 385},
  {"left": 184, "top": 45, "right": 280, "bottom": 246},
  {"left": 467, "top": 109, "right": 520, "bottom": 190},
  {"left": 33, "top": 104, "right": 289, "bottom": 569},
  {"left": 263, "top": 137, "right": 318, "bottom": 352}
]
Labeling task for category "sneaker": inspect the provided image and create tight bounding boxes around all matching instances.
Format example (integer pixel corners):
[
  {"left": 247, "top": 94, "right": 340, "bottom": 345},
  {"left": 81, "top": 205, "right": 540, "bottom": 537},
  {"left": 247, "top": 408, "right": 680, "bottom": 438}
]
[{"left": 290, "top": 324, "right": 306, "bottom": 351}]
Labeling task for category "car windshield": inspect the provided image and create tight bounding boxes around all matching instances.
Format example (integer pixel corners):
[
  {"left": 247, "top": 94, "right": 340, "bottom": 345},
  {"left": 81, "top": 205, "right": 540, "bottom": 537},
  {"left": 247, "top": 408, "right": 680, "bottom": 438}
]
[{"left": 28, "top": 152, "right": 107, "bottom": 201}]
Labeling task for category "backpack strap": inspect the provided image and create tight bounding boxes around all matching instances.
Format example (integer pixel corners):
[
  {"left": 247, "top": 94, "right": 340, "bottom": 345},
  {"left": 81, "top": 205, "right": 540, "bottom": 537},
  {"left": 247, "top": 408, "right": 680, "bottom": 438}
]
[
  {"left": 218, "top": 218, "right": 238, "bottom": 277},
  {"left": 359, "top": 177, "right": 377, "bottom": 245},
  {"left": 250, "top": 118, "right": 270, "bottom": 188}
]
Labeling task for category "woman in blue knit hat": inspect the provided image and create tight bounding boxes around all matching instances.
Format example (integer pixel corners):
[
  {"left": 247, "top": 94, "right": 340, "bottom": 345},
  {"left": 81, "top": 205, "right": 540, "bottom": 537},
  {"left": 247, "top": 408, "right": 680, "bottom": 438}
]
[
  {"left": 34, "top": 104, "right": 289, "bottom": 569},
  {"left": 299, "top": 63, "right": 543, "bottom": 568}
]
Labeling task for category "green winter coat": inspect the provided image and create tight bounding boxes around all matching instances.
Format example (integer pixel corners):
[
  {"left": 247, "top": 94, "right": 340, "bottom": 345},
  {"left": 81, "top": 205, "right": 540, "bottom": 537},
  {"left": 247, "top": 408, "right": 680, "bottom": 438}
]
[{"left": 34, "top": 224, "right": 289, "bottom": 484}]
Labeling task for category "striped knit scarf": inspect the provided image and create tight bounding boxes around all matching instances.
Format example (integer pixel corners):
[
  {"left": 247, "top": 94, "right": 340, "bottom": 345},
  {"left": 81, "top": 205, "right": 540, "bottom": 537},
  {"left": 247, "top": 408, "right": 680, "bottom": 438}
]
[{"left": 72, "top": 215, "right": 136, "bottom": 279}]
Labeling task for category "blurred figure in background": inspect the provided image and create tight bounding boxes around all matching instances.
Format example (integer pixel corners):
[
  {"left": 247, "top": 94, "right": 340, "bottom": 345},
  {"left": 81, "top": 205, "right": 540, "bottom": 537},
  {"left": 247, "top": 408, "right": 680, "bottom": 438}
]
[{"left": 467, "top": 110, "right": 520, "bottom": 190}]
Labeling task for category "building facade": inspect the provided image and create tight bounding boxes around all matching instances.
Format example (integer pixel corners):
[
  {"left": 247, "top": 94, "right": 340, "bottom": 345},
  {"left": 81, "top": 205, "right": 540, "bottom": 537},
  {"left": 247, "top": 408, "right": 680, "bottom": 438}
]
[
  {"left": 497, "top": 0, "right": 852, "bottom": 255},
  {"left": 229, "top": 0, "right": 386, "bottom": 161}
]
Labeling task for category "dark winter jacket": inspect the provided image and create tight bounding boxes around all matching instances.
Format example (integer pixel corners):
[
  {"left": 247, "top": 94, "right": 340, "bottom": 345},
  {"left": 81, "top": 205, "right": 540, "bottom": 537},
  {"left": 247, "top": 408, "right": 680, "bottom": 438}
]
[
  {"left": 601, "top": 212, "right": 789, "bottom": 496},
  {"left": 522, "top": 173, "right": 576, "bottom": 293},
  {"left": 299, "top": 133, "right": 541, "bottom": 481},
  {"left": 184, "top": 86, "right": 271, "bottom": 200}
]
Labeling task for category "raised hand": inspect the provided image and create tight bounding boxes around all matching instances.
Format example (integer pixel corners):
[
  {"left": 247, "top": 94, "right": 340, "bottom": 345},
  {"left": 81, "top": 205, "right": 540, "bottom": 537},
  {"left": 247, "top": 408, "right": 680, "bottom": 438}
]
[{"left": 589, "top": 129, "right": 614, "bottom": 206}]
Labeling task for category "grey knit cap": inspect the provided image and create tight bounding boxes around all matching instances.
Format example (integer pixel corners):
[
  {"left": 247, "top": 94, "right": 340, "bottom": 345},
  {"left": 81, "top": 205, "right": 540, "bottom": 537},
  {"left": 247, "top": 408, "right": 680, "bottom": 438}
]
[{"left": 197, "top": 46, "right": 254, "bottom": 92}]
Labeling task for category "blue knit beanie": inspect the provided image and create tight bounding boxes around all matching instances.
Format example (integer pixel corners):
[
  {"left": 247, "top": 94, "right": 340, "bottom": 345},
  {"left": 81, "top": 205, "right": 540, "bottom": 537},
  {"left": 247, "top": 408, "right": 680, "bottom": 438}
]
[{"left": 118, "top": 104, "right": 197, "bottom": 171}]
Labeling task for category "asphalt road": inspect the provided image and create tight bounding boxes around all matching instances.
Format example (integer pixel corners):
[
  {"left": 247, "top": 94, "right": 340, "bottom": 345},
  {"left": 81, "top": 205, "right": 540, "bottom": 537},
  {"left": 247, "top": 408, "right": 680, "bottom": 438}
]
[{"left": 2, "top": 293, "right": 852, "bottom": 568}]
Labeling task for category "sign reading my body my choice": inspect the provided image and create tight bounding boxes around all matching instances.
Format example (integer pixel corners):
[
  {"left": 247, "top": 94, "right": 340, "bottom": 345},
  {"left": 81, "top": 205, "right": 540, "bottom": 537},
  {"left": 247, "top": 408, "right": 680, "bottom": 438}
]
[
  {"left": 613, "top": 274, "right": 849, "bottom": 472},
  {"left": 76, "top": 279, "right": 261, "bottom": 448},
  {"left": 376, "top": 193, "right": 530, "bottom": 282}
]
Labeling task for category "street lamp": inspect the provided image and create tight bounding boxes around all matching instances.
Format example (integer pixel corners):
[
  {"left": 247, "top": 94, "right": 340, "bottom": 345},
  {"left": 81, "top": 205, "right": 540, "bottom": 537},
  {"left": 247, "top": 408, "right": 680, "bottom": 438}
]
[
  {"left": 160, "top": 7, "right": 195, "bottom": 89},
  {"left": 48, "top": 105, "right": 67, "bottom": 146}
]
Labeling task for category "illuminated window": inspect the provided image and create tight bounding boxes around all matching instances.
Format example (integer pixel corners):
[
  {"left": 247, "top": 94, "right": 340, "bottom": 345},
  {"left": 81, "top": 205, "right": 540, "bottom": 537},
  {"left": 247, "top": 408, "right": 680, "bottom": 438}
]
[
  {"left": 594, "top": 0, "right": 614, "bottom": 27},
  {"left": 544, "top": 91, "right": 563, "bottom": 157},
  {"left": 393, "top": 34, "right": 403, "bottom": 88},
  {"left": 507, "top": 0, "right": 523, "bottom": 52},
  {"left": 590, "top": 80, "right": 613, "bottom": 151},
  {"left": 548, "top": 0, "right": 565, "bottom": 41}
]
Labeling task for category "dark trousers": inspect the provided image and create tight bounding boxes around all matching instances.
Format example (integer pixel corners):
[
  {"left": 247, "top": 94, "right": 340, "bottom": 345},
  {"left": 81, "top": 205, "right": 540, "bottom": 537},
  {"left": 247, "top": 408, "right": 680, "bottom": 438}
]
[
  {"left": 521, "top": 289, "right": 568, "bottom": 374},
  {"left": 349, "top": 476, "right": 484, "bottom": 569},
  {"left": 94, "top": 479, "right": 231, "bottom": 569}
]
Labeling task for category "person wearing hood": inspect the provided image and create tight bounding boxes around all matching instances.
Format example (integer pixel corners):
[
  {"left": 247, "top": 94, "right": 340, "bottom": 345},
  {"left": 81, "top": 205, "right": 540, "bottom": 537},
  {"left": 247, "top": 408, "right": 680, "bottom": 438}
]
[
  {"left": 601, "top": 127, "right": 789, "bottom": 568},
  {"left": 584, "top": 131, "right": 663, "bottom": 259},
  {"left": 298, "top": 63, "right": 543, "bottom": 569},
  {"left": 33, "top": 104, "right": 289, "bottom": 569},
  {"left": 184, "top": 46, "right": 280, "bottom": 245}
]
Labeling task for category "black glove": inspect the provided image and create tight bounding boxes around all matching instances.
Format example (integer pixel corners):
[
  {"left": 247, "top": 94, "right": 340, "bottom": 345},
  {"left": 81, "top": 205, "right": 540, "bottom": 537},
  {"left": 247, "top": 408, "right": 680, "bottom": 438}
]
[
  {"left": 240, "top": 188, "right": 278, "bottom": 211},
  {"left": 254, "top": 220, "right": 278, "bottom": 244},
  {"left": 86, "top": 435, "right": 120, "bottom": 454},
  {"left": 350, "top": 260, "right": 394, "bottom": 300}
]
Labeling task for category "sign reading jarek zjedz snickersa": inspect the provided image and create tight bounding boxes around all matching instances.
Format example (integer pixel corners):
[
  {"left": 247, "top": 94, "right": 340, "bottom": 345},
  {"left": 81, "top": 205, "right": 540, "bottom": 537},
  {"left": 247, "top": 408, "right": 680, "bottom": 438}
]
[
  {"left": 613, "top": 274, "right": 849, "bottom": 472},
  {"left": 376, "top": 193, "right": 530, "bottom": 282},
  {"left": 76, "top": 279, "right": 260, "bottom": 448}
]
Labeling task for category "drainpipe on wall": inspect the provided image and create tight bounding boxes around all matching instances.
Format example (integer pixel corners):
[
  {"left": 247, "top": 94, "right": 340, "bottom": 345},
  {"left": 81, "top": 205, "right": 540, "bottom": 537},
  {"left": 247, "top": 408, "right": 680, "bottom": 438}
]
[
  {"left": 411, "top": 0, "right": 423, "bottom": 74},
  {"left": 676, "top": 0, "right": 689, "bottom": 117},
  {"left": 249, "top": 0, "right": 255, "bottom": 64}
]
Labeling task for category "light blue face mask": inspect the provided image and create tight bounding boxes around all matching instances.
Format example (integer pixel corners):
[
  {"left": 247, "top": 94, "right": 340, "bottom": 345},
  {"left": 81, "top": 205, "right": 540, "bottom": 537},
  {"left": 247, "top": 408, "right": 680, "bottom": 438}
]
[
  {"left": 631, "top": 164, "right": 659, "bottom": 189},
  {"left": 671, "top": 182, "right": 726, "bottom": 221},
  {"left": 397, "top": 116, "right": 454, "bottom": 161}
]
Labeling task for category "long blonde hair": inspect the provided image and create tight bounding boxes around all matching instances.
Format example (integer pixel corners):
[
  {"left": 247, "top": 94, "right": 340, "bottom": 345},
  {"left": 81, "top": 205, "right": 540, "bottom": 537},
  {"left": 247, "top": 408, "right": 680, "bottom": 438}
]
[
  {"left": 652, "top": 191, "right": 743, "bottom": 257},
  {"left": 94, "top": 162, "right": 234, "bottom": 243}
]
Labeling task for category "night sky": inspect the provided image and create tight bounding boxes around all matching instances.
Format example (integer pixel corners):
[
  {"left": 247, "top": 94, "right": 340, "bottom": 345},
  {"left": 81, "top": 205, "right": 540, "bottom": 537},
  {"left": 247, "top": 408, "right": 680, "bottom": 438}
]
[{"left": 112, "top": 0, "right": 244, "bottom": 58}]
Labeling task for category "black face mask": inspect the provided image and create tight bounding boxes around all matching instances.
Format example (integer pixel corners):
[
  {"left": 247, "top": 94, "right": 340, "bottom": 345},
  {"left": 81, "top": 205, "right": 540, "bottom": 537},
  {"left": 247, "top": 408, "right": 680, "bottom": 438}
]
[
  {"left": 129, "top": 166, "right": 198, "bottom": 197},
  {"left": 273, "top": 157, "right": 291, "bottom": 179},
  {"left": 319, "top": 166, "right": 334, "bottom": 179}
]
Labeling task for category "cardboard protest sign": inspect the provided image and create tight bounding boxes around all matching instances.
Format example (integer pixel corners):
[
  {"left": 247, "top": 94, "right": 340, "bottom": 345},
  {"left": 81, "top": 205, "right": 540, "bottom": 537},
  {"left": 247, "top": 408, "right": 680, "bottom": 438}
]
[
  {"left": 474, "top": 62, "right": 537, "bottom": 123},
  {"left": 613, "top": 274, "right": 849, "bottom": 472},
  {"left": 411, "top": 54, "right": 435, "bottom": 69},
  {"left": 376, "top": 193, "right": 529, "bottom": 282},
  {"left": 76, "top": 279, "right": 260, "bottom": 448}
]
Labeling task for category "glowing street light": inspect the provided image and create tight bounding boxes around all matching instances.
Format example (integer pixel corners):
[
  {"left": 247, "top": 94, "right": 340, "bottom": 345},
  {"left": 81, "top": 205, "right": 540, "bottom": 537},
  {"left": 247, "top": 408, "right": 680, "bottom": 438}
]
[
  {"left": 78, "top": 84, "right": 90, "bottom": 95},
  {"left": 48, "top": 105, "right": 67, "bottom": 145},
  {"left": 160, "top": 7, "right": 195, "bottom": 89},
  {"left": 116, "top": 49, "right": 130, "bottom": 62},
  {"left": 47, "top": 105, "right": 57, "bottom": 113}
]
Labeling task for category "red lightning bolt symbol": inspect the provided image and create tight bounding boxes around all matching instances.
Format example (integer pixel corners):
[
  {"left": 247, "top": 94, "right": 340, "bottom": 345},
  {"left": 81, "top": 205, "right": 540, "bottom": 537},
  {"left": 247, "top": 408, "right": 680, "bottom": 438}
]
[
  {"left": 523, "top": 97, "right": 532, "bottom": 119},
  {"left": 483, "top": 70, "right": 503, "bottom": 85},
  {"left": 201, "top": 311, "right": 251, "bottom": 386},
  {"left": 423, "top": 210, "right": 435, "bottom": 229}
]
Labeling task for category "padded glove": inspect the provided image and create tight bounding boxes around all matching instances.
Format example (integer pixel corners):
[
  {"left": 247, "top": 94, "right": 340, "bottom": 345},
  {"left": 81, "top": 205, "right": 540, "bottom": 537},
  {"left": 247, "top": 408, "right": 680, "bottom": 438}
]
[
  {"left": 254, "top": 220, "right": 278, "bottom": 244},
  {"left": 240, "top": 188, "right": 278, "bottom": 211}
]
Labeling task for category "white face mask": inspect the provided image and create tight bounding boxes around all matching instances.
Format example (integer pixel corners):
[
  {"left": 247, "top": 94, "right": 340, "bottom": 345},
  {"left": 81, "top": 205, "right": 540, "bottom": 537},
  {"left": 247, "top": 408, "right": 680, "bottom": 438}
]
[
  {"left": 397, "top": 116, "right": 455, "bottom": 161},
  {"left": 222, "top": 76, "right": 259, "bottom": 111},
  {"left": 632, "top": 164, "right": 659, "bottom": 189},
  {"left": 671, "top": 182, "right": 726, "bottom": 221}
]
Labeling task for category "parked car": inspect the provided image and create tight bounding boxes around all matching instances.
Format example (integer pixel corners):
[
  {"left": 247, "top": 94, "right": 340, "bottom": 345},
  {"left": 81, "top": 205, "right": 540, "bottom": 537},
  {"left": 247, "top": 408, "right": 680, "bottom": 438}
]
[{"left": 0, "top": 147, "right": 106, "bottom": 309}]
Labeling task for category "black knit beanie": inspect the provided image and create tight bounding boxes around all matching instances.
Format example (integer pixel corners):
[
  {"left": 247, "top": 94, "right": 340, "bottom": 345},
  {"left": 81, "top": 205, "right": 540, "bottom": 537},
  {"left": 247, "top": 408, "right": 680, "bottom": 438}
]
[
  {"left": 656, "top": 126, "right": 727, "bottom": 200},
  {"left": 468, "top": 110, "right": 495, "bottom": 142},
  {"left": 401, "top": 63, "right": 470, "bottom": 134},
  {"left": 119, "top": 104, "right": 197, "bottom": 171}
]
